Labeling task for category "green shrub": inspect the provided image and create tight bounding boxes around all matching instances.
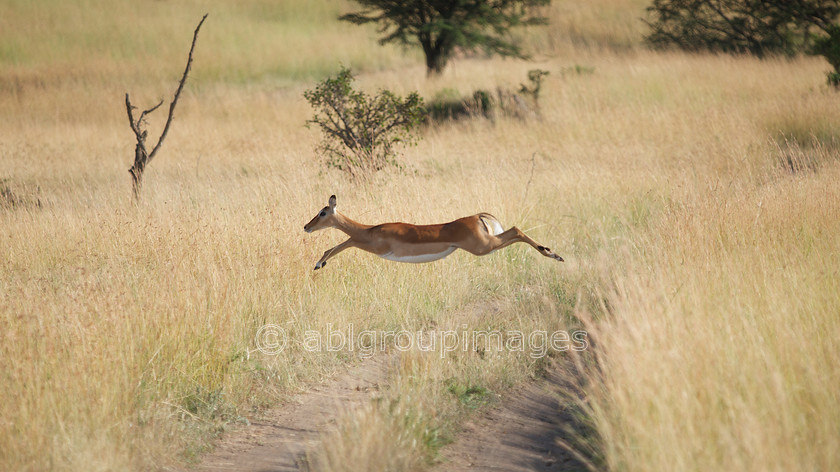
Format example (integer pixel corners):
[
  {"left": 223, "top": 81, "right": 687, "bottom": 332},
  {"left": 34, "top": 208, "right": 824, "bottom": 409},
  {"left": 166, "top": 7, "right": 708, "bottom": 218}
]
[{"left": 304, "top": 67, "right": 425, "bottom": 178}]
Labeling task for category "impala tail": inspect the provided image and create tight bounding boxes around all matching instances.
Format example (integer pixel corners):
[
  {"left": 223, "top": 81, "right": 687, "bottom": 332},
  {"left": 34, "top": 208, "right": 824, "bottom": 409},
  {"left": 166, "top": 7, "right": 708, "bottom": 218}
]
[{"left": 478, "top": 213, "right": 504, "bottom": 236}]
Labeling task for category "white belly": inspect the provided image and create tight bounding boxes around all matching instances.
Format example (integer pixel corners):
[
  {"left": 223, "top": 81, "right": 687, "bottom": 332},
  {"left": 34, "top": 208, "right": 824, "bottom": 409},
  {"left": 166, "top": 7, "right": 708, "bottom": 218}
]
[{"left": 380, "top": 246, "right": 457, "bottom": 263}]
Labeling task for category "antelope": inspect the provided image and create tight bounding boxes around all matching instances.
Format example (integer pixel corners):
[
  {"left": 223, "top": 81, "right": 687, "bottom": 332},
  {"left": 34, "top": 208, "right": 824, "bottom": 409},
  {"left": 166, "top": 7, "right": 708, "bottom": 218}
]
[{"left": 304, "top": 195, "right": 564, "bottom": 270}]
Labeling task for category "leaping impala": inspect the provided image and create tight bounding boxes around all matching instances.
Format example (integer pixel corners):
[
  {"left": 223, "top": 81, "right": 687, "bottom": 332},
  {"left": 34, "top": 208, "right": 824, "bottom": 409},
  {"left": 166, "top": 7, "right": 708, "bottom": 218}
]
[{"left": 304, "top": 195, "right": 564, "bottom": 270}]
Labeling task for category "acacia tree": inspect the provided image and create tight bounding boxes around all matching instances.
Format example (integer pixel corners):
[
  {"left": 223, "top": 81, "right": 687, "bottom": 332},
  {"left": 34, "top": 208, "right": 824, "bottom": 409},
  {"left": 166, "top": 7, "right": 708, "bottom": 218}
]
[
  {"left": 645, "top": 0, "right": 840, "bottom": 85},
  {"left": 798, "top": 2, "right": 840, "bottom": 86},
  {"left": 645, "top": 0, "right": 804, "bottom": 57},
  {"left": 340, "top": 0, "right": 550, "bottom": 76}
]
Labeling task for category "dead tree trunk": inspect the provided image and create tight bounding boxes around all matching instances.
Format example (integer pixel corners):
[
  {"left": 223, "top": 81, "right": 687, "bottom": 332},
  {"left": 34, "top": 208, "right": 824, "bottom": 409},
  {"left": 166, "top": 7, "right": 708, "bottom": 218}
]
[{"left": 125, "top": 14, "right": 207, "bottom": 200}]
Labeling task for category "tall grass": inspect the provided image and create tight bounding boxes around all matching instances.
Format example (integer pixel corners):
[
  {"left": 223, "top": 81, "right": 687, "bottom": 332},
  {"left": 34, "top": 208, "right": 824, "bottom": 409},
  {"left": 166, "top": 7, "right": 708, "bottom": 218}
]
[
  {"left": 580, "top": 167, "right": 840, "bottom": 471},
  {"left": 2, "top": 0, "right": 839, "bottom": 470},
  {"left": 0, "top": 0, "right": 413, "bottom": 85}
]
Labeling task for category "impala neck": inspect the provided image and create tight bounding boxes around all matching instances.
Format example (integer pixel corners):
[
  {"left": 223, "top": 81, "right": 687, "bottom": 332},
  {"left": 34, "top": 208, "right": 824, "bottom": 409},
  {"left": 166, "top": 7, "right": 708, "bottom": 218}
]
[{"left": 333, "top": 212, "right": 371, "bottom": 239}]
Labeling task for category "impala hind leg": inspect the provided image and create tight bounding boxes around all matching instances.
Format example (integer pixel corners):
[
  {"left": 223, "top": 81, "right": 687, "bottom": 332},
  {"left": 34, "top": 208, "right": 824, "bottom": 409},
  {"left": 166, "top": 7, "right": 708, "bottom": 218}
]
[
  {"left": 490, "top": 227, "right": 564, "bottom": 261},
  {"left": 314, "top": 239, "right": 356, "bottom": 270}
]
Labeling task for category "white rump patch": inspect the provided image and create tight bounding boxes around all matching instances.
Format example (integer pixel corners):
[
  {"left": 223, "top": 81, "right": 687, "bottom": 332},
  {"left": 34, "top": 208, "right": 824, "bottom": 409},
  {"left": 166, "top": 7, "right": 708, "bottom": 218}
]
[
  {"left": 380, "top": 247, "right": 457, "bottom": 263},
  {"left": 480, "top": 215, "right": 504, "bottom": 236}
]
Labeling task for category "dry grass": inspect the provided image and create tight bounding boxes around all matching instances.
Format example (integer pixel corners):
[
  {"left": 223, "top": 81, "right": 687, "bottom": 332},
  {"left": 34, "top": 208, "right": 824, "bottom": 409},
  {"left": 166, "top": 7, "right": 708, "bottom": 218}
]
[
  {"left": 574, "top": 165, "right": 840, "bottom": 471},
  {"left": 1, "top": 0, "right": 839, "bottom": 471}
]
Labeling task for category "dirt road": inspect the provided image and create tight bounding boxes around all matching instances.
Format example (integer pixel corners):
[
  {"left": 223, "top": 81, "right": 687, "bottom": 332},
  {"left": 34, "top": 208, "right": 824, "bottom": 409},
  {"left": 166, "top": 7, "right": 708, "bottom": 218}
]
[
  {"left": 191, "top": 356, "right": 392, "bottom": 472},
  {"left": 189, "top": 358, "right": 586, "bottom": 472},
  {"left": 432, "top": 365, "right": 588, "bottom": 471}
]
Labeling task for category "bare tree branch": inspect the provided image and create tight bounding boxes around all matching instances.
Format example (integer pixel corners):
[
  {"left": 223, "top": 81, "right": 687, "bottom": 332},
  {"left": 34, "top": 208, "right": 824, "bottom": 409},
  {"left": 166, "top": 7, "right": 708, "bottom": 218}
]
[
  {"left": 139, "top": 100, "right": 164, "bottom": 127},
  {"left": 148, "top": 13, "right": 207, "bottom": 162},
  {"left": 124, "top": 14, "right": 207, "bottom": 200}
]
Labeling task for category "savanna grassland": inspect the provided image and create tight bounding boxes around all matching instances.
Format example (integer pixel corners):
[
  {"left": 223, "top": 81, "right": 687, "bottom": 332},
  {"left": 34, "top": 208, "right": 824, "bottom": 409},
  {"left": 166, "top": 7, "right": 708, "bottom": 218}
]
[{"left": 2, "top": 0, "right": 839, "bottom": 471}]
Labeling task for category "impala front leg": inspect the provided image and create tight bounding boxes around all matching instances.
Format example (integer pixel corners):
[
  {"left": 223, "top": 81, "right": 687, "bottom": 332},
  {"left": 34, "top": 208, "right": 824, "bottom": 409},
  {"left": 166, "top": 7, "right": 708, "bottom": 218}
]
[{"left": 314, "top": 238, "right": 357, "bottom": 270}]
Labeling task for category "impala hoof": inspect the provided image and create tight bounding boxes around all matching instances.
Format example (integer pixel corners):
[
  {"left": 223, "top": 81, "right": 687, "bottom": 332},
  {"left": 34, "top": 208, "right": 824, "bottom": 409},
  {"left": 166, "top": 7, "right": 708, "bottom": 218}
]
[{"left": 537, "top": 245, "right": 564, "bottom": 262}]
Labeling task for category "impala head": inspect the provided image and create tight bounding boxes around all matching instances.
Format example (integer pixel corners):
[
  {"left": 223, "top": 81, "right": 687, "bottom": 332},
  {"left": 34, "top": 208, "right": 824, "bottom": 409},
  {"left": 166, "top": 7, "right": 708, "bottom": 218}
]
[{"left": 304, "top": 195, "right": 337, "bottom": 233}]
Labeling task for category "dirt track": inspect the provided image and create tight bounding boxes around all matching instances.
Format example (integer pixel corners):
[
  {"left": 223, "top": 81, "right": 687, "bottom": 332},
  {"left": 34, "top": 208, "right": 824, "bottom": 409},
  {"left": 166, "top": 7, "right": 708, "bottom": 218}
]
[
  {"left": 432, "top": 365, "right": 587, "bottom": 472},
  {"left": 188, "top": 358, "right": 585, "bottom": 472},
  {"left": 191, "top": 356, "right": 392, "bottom": 472}
]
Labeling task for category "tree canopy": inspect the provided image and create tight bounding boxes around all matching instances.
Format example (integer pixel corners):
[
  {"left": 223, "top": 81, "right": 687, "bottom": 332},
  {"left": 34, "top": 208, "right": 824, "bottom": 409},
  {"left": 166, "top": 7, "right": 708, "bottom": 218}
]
[
  {"left": 645, "top": 0, "right": 840, "bottom": 85},
  {"left": 340, "top": 0, "right": 550, "bottom": 76},
  {"left": 647, "top": 0, "right": 800, "bottom": 57}
]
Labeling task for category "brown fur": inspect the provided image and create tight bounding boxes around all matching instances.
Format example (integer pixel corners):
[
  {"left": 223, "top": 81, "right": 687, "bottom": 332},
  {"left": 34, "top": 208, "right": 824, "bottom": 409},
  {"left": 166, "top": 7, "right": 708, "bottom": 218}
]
[{"left": 304, "top": 195, "right": 563, "bottom": 270}]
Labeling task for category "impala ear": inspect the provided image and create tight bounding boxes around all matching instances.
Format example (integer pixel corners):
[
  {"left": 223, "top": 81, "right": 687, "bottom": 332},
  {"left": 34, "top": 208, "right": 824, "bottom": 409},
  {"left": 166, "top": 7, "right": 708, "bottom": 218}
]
[{"left": 328, "top": 195, "right": 337, "bottom": 210}]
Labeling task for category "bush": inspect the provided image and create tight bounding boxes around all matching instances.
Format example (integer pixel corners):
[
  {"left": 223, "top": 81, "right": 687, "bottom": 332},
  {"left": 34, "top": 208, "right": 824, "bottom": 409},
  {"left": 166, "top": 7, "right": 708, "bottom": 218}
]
[
  {"left": 304, "top": 67, "right": 425, "bottom": 178},
  {"left": 426, "top": 89, "right": 493, "bottom": 121},
  {"left": 425, "top": 70, "right": 549, "bottom": 123}
]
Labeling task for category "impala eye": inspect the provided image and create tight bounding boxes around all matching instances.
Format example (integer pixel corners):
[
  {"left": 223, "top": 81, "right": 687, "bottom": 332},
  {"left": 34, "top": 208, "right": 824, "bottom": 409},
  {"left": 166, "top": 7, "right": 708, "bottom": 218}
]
[{"left": 320, "top": 211, "right": 326, "bottom": 217}]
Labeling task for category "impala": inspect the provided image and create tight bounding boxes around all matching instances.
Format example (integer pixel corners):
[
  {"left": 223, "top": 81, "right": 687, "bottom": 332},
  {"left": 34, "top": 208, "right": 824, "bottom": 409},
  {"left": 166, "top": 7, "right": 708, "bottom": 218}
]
[{"left": 304, "top": 195, "right": 564, "bottom": 270}]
